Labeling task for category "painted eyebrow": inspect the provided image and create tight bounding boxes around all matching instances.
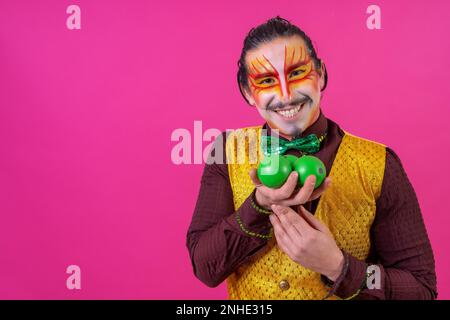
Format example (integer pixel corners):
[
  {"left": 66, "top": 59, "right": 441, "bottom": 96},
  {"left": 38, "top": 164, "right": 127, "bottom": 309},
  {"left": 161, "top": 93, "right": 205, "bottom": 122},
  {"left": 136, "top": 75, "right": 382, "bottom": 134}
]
[
  {"left": 249, "top": 55, "right": 279, "bottom": 78},
  {"left": 249, "top": 71, "right": 277, "bottom": 79},
  {"left": 285, "top": 61, "right": 309, "bottom": 74}
]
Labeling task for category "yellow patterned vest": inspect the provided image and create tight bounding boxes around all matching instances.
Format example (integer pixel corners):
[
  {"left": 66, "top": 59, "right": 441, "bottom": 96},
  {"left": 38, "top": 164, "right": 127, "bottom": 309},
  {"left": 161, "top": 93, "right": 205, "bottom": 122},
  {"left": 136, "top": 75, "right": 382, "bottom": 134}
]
[{"left": 225, "top": 126, "right": 386, "bottom": 300}]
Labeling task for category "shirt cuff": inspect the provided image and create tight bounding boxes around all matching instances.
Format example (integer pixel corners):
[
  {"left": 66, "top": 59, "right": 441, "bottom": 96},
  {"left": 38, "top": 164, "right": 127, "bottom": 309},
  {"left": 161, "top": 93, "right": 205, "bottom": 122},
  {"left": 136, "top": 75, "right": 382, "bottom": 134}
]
[
  {"left": 236, "top": 190, "right": 272, "bottom": 235},
  {"left": 321, "top": 251, "right": 367, "bottom": 299}
]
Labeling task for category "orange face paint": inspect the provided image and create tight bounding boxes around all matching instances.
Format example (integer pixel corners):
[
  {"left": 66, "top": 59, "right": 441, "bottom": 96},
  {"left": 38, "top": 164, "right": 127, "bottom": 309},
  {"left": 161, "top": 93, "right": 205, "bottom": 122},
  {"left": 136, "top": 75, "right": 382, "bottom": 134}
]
[
  {"left": 247, "top": 55, "right": 282, "bottom": 103},
  {"left": 244, "top": 36, "right": 323, "bottom": 137},
  {"left": 247, "top": 44, "right": 318, "bottom": 105}
]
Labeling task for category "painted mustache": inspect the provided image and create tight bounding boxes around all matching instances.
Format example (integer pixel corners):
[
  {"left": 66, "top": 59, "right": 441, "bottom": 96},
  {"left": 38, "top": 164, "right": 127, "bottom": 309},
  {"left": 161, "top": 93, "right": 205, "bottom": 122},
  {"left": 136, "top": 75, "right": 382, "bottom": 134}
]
[{"left": 266, "top": 96, "right": 311, "bottom": 112}]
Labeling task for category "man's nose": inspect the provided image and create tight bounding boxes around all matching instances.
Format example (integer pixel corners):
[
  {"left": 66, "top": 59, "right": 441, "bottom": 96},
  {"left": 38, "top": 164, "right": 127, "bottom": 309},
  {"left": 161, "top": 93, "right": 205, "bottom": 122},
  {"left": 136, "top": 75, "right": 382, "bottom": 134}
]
[{"left": 279, "top": 80, "right": 291, "bottom": 103}]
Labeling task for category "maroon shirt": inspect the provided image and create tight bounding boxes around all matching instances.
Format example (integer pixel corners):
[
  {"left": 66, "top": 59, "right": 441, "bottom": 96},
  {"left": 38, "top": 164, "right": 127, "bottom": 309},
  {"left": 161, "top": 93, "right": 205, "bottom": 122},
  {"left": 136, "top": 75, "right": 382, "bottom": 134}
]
[{"left": 186, "top": 111, "right": 437, "bottom": 299}]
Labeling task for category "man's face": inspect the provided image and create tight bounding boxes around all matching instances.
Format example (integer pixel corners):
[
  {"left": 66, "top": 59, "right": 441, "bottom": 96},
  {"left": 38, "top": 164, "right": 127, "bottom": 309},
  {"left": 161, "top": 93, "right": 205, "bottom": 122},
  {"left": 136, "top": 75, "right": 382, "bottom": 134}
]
[{"left": 243, "top": 36, "right": 324, "bottom": 137}]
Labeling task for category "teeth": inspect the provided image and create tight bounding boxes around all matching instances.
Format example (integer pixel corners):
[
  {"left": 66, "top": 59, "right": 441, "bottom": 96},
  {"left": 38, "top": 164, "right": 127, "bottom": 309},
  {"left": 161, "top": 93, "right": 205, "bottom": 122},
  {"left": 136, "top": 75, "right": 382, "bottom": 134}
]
[{"left": 276, "top": 104, "right": 302, "bottom": 118}]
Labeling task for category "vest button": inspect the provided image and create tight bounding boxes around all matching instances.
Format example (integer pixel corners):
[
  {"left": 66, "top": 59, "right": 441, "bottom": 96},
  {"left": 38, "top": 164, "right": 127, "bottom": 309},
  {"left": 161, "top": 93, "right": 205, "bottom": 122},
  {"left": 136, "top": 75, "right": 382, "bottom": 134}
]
[{"left": 279, "top": 280, "right": 290, "bottom": 291}]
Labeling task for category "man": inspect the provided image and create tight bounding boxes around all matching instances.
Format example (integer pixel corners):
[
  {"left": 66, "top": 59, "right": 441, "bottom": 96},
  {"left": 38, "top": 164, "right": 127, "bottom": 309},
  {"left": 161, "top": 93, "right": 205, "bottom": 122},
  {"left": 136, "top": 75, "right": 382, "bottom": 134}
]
[{"left": 186, "top": 17, "right": 437, "bottom": 299}]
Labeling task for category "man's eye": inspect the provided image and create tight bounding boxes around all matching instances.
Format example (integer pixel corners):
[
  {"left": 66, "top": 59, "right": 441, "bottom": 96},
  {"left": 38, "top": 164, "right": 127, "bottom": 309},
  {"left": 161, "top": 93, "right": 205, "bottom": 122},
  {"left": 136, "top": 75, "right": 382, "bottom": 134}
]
[
  {"left": 289, "top": 69, "right": 304, "bottom": 78},
  {"left": 258, "top": 78, "right": 275, "bottom": 85}
]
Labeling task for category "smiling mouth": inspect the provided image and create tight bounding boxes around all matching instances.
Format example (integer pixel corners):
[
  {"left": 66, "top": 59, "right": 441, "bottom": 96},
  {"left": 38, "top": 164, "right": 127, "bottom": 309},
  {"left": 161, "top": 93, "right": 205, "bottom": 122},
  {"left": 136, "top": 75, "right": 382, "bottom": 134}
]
[{"left": 273, "top": 100, "right": 309, "bottom": 119}]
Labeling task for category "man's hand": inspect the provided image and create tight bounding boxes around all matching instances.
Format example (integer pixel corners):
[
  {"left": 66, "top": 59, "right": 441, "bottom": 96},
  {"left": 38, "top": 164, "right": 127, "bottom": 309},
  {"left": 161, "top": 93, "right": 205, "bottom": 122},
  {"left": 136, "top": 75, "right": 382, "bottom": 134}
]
[
  {"left": 269, "top": 204, "right": 344, "bottom": 282},
  {"left": 249, "top": 168, "right": 331, "bottom": 209}
]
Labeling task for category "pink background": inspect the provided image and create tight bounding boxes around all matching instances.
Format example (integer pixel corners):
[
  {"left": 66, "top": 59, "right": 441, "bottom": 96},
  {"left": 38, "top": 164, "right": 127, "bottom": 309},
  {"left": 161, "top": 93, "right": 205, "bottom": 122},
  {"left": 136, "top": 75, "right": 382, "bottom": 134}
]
[{"left": 0, "top": 0, "right": 449, "bottom": 299}]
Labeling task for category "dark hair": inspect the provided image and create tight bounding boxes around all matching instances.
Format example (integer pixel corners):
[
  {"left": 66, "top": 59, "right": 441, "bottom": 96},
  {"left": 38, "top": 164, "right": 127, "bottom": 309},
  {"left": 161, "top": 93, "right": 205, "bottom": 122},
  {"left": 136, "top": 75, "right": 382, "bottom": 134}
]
[{"left": 237, "top": 16, "right": 328, "bottom": 103}]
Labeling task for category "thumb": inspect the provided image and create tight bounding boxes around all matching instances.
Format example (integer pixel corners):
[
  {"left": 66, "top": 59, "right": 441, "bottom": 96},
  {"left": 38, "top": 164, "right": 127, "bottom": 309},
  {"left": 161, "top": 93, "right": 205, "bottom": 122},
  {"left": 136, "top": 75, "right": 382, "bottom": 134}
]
[
  {"left": 249, "top": 168, "right": 263, "bottom": 186},
  {"left": 298, "top": 206, "right": 330, "bottom": 234}
]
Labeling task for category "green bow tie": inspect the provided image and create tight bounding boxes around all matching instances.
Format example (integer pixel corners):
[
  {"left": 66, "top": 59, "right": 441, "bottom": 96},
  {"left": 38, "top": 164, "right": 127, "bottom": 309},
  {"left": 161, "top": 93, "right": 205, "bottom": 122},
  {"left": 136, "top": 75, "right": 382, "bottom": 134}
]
[{"left": 261, "top": 133, "right": 326, "bottom": 156}]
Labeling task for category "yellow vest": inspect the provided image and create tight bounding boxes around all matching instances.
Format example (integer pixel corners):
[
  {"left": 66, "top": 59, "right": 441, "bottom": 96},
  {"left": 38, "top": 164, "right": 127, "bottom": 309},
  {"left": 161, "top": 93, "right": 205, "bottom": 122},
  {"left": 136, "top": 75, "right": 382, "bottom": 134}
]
[{"left": 225, "top": 126, "right": 386, "bottom": 300}]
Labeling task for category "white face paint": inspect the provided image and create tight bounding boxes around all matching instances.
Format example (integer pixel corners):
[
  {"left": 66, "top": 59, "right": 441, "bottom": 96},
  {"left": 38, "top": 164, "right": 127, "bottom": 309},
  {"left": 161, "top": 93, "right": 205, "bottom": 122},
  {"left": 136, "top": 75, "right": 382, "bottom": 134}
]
[{"left": 243, "top": 36, "right": 325, "bottom": 138}]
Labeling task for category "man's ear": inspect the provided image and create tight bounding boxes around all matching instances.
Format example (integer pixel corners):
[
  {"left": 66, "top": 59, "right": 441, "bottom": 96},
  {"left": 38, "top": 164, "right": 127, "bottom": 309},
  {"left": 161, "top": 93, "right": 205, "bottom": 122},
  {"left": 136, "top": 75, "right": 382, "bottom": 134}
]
[
  {"left": 319, "top": 62, "right": 326, "bottom": 91},
  {"left": 239, "top": 83, "right": 256, "bottom": 106}
]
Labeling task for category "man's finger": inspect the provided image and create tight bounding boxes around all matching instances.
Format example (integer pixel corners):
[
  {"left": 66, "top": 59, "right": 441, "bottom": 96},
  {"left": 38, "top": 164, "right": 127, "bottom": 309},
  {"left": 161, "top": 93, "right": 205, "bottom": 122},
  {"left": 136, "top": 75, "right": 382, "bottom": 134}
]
[
  {"left": 279, "top": 175, "right": 316, "bottom": 206},
  {"left": 272, "top": 226, "right": 295, "bottom": 258},
  {"left": 249, "top": 168, "right": 273, "bottom": 194},
  {"left": 269, "top": 213, "right": 296, "bottom": 246},
  {"left": 272, "top": 204, "right": 311, "bottom": 237},
  {"left": 249, "top": 168, "right": 262, "bottom": 186},
  {"left": 249, "top": 168, "right": 298, "bottom": 201},
  {"left": 270, "top": 214, "right": 297, "bottom": 258},
  {"left": 309, "top": 177, "right": 332, "bottom": 201},
  {"left": 298, "top": 205, "right": 330, "bottom": 234},
  {"left": 274, "top": 171, "right": 298, "bottom": 199}
]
